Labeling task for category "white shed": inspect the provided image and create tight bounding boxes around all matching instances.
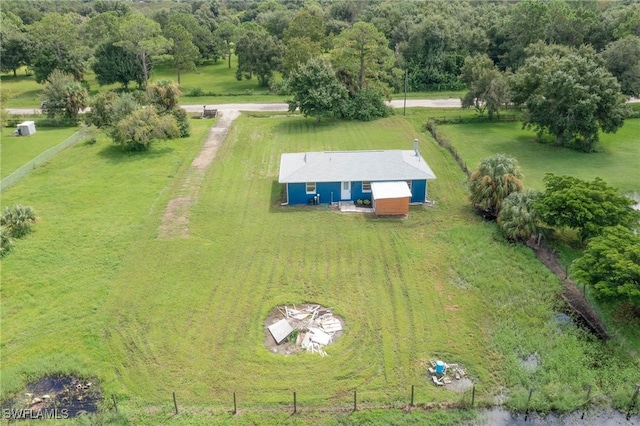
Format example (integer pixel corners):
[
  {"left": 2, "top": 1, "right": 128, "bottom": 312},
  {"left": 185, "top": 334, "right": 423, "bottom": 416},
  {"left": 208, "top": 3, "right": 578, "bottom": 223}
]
[
  {"left": 371, "top": 181, "right": 412, "bottom": 216},
  {"left": 17, "top": 121, "right": 36, "bottom": 136}
]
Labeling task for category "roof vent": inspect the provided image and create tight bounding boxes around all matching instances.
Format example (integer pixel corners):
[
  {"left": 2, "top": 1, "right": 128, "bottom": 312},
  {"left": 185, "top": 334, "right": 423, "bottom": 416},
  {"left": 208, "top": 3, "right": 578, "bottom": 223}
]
[{"left": 414, "top": 139, "right": 419, "bottom": 156}]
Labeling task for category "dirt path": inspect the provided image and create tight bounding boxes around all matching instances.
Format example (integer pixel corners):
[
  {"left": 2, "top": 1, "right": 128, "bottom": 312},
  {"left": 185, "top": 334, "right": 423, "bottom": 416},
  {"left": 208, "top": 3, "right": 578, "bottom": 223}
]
[{"left": 157, "top": 110, "right": 240, "bottom": 239}]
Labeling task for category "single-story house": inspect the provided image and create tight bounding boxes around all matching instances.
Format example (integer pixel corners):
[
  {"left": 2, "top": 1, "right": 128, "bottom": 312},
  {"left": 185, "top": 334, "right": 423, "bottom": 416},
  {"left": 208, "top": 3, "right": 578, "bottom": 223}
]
[{"left": 278, "top": 140, "right": 436, "bottom": 207}]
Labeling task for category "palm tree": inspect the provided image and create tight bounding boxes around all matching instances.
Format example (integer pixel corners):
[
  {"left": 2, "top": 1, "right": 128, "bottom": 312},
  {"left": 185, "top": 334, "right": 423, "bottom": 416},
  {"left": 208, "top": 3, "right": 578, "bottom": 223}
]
[
  {"left": 1, "top": 205, "right": 37, "bottom": 238},
  {"left": 497, "top": 190, "right": 543, "bottom": 242},
  {"left": 468, "top": 154, "right": 523, "bottom": 218}
]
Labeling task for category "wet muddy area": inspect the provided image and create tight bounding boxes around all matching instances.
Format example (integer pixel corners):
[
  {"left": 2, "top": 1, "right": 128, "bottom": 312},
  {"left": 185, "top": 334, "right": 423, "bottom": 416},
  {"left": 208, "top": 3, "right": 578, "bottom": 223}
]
[{"left": 2, "top": 375, "right": 101, "bottom": 420}]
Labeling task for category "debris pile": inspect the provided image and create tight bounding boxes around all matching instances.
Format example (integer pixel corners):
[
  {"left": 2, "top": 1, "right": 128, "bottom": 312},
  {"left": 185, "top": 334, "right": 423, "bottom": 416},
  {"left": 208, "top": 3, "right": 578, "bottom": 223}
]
[
  {"left": 266, "top": 304, "right": 343, "bottom": 356},
  {"left": 428, "top": 359, "right": 468, "bottom": 387}
]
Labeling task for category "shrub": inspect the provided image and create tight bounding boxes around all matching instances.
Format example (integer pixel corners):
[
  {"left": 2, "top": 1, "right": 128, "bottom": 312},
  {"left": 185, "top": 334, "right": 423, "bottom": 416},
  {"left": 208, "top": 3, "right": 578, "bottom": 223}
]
[
  {"left": 0, "top": 226, "right": 13, "bottom": 258},
  {"left": 171, "top": 107, "right": 191, "bottom": 138},
  {"left": 1, "top": 205, "right": 37, "bottom": 238},
  {"left": 187, "top": 87, "right": 204, "bottom": 97},
  {"left": 339, "top": 89, "right": 393, "bottom": 121},
  {"left": 79, "top": 123, "right": 100, "bottom": 144}
]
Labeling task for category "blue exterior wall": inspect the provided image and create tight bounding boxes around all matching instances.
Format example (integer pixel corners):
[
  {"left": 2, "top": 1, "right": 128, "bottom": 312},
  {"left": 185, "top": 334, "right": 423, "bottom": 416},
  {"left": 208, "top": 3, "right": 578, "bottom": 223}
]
[
  {"left": 287, "top": 179, "right": 429, "bottom": 205},
  {"left": 410, "top": 180, "right": 427, "bottom": 203}
]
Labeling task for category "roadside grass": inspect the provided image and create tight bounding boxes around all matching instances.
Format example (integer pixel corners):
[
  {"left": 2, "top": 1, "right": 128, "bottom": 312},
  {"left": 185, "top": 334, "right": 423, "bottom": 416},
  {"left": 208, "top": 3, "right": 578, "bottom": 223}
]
[
  {"left": 0, "top": 127, "right": 79, "bottom": 178},
  {"left": 1, "top": 112, "right": 638, "bottom": 422},
  {"left": 435, "top": 119, "right": 640, "bottom": 194},
  {"left": 1, "top": 56, "right": 462, "bottom": 109}
]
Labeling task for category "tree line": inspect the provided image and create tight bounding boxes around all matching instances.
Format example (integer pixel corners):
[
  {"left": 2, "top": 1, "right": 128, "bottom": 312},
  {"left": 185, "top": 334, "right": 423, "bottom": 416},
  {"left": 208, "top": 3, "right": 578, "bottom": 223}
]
[{"left": 2, "top": 0, "right": 640, "bottom": 148}]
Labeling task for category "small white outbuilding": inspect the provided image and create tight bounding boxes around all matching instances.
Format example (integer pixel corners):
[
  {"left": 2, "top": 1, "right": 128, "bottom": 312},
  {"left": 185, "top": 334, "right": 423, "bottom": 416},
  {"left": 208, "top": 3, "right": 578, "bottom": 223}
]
[{"left": 17, "top": 121, "right": 36, "bottom": 136}]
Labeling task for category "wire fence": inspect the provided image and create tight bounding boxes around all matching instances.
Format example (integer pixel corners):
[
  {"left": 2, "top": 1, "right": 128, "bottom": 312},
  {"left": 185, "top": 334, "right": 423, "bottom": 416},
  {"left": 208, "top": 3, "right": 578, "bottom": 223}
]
[{"left": 1, "top": 131, "right": 82, "bottom": 193}]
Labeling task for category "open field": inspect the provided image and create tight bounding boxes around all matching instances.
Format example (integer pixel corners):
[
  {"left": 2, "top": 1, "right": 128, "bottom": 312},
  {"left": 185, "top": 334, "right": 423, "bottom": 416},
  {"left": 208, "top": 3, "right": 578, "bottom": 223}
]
[
  {"left": 1, "top": 57, "right": 464, "bottom": 110},
  {"left": 1, "top": 112, "right": 639, "bottom": 423},
  {"left": 0, "top": 127, "right": 79, "bottom": 179},
  {"left": 436, "top": 120, "right": 640, "bottom": 194}
]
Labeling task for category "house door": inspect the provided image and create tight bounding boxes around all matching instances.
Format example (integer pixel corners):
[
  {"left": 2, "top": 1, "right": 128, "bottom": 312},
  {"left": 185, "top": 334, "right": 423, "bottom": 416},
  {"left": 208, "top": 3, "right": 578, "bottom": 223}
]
[{"left": 341, "top": 181, "right": 351, "bottom": 200}]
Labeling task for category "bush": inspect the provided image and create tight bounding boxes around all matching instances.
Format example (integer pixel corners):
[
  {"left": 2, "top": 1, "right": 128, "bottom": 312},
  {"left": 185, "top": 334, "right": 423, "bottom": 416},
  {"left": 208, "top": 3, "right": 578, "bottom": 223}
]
[
  {"left": 187, "top": 87, "right": 205, "bottom": 97},
  {"left": 269, "top": 79, "right": 290, "bottom": 95},
  {"left": 171, "top": 107, "right": 191, "bottom": 138},
  {"left": 0, "top": 226, "right": 13, "bottom": 258},
  {"left": 1, "top": 205, "right": 37, "bottom": 238},
  {"left": 79, "top": 123, "right": 100, "bottom": 144},
  {"left": 340, "top": 89, "right": 393, "bottom": 121}
]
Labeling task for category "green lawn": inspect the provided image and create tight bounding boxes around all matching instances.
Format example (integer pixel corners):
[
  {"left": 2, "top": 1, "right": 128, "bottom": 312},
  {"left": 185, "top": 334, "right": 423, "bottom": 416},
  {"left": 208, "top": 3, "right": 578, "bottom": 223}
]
[
  {"left": 0, "top": 127, "right": 79, "bottom": 178},
  {"left": 436, "top": 120, "right": 640, "bottom": 194},
  {"left": 1, "top": 113, "right": 638, "bottom": 423},
  {"left": 1, "top": 56, "right": 464, "bottom": 110}
]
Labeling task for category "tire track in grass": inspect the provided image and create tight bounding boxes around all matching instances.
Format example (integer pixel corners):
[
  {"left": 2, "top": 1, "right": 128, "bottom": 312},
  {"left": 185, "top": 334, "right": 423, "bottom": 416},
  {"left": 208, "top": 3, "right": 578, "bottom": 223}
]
[{"left": 158, "top": 110, "right": 240, "bottom": 239}]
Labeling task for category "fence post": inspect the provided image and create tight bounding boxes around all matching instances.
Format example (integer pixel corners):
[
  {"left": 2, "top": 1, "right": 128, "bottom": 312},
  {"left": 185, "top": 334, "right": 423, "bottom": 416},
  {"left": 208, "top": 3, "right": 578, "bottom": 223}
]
[
  {"left": 471, "top": 384, "right": 475, "bottom": 407},
  {"left": 353, "top": 390, "right": 357, "bottom": 412},
  {"left": 410, "top": 385, "right": 414, "bottom": 407},
  {"left": 233, "top": 392, "right": 237, "bottom": 415},
  {"left": 112, "top": 394, "right": 118, "bottom": 413},
  {"left": 293, "top": 391, "right": 297, "bottom": 414},
  {"left": 581, "top": 385, "right": 591, "bottom": 419},
  {"left": 524, "top": 388, "right": 533, "bottom": 421},
  {"left": 173, "top": 391, "right": 178, "bottom": 415},
  {"left": 627, "top": 384, "right": 640, "bottom": 421}
]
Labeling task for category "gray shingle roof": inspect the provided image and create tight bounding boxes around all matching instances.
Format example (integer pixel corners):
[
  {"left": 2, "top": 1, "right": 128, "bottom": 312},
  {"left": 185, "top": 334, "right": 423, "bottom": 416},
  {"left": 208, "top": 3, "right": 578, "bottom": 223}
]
[{"left": 278, "top": 150, "right": 436, "bottom": 183}]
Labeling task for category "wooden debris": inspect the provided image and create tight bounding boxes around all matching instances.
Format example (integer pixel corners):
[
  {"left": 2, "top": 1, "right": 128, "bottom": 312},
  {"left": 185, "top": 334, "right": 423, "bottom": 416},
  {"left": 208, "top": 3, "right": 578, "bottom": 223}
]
[{"left": 275, "top": 304, "right": 342, "bottom": 356}]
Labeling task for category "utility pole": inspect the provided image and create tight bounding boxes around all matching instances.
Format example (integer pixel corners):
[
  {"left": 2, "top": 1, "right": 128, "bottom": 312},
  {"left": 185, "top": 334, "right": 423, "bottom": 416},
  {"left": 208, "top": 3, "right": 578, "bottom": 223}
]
[{"left": 404, "top": 69, "right": 408, "bottom": 116}]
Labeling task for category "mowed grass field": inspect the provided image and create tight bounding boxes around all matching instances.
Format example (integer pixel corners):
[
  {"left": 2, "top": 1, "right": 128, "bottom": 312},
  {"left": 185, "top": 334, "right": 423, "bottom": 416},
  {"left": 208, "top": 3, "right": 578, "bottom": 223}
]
[
  {"left": 1, "top": 112, "right": 639, "bottom": 423},
  {"left": 437, "top": 119, "right": 640, "bottom": 194},
  {"left": 0, "top": 127, "right": 79, "bottom": 178}
]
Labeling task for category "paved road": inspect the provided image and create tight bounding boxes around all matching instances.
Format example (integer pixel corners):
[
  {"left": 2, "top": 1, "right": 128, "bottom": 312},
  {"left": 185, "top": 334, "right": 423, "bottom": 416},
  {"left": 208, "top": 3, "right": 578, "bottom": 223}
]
[
  {"left": 7, "top": 97, "right": 639, "bottom": 115},
  {"left": 7, "top": 99, "right": 464, "bottom": 115}
]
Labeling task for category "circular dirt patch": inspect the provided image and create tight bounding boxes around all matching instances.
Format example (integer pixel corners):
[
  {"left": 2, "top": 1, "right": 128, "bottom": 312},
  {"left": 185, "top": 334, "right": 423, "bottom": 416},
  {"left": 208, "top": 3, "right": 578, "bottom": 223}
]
[
  {"left": 4, "top": 375, "right": 101, "bottom": 420},
  {"left": 264, "top": 304, "right": 344, "bottom": 356}
]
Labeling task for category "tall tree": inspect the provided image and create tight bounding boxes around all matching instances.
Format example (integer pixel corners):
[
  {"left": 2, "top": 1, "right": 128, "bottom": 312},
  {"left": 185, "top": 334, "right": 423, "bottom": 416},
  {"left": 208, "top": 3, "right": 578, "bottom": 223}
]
[
  {"left": 92, "top": 43, "right": 145, "bottom": 89},
  {"left": 511, "top": 45, "right": 628, "bottom": 152},
  {"left": 115, "top": 14, "right": 172, "bottom": 92},
  {"left": 165, "top": 13, "right": 218, "bottom": 61},
  {"left": 234, "top": 26, "right": 284, "bottom": 86},
  {"left": 468, "top": 154, "right": 524, "bottom": 218},
  {"left": 573, "top": 226, "right": 640, "bottom": 306},
  {"left": 29, "top": 12, "right": 89, "bottom": 82},
  {"left": 459, "top": 54, "right": 510, "bottom": 119},
  {"left": 601, "top": 35, "right": 640, "bottom": 98},
  {"left": 0, "top": 13, "right": 34, "bottom": 76},
  {"left": 534, "top": 174, "right": 639, "bottom": 243},
  {"left": 286, "top": 58, "right": 347, "bottom": 123},
  {"left": 283, "top": 7, "right": 326, "bottom": 47},
  {"left": 165, "top": 24, "right": 200, "bottom": 85},
  {"left": 282, "top": 36, "right": 322, "bottom": 77},
  {"left": 331, "top": 21, "right": 396, "bottom": 93},
  {"left": 214, "top": 19, "right": 238, "bottom": 69}
]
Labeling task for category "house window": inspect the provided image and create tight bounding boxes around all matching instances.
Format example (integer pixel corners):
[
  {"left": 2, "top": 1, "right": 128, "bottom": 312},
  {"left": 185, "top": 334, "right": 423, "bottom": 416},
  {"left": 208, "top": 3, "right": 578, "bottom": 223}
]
[
  {"left": 306, "top": 182, "right": 316, "bottom": 194},
  {"left": 362, "top": 181, "right": 371, "bottom": 192}
]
